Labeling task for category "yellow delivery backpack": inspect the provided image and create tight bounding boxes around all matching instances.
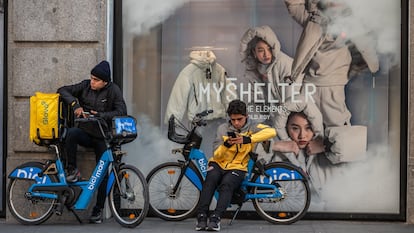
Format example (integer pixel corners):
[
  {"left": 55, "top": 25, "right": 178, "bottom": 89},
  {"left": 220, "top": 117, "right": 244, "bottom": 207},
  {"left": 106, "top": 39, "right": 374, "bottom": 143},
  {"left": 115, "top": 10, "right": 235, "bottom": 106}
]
[{"left": 29, "top": 92, "right": 61, "bottom": 146}]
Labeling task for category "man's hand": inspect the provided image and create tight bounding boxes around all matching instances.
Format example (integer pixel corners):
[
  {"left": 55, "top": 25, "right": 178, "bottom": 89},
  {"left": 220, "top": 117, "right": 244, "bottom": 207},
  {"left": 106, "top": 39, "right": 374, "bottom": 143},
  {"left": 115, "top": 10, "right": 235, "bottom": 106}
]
[
  {"left": 227, "top": 135, "right": 243, "bottom": 145},
  {"left": 74, "top": 107, "right": 84, "bottom": 118},
  {"left": 74, "top": 108, "right": 98, "bottom": 118}
]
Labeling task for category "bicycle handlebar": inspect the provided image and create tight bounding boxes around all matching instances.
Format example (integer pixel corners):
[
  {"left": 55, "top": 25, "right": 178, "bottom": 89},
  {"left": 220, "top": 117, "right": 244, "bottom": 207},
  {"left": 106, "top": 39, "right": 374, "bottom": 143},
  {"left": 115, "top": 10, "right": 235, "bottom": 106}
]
[
  {"left": 192, "top": 109, "right": 213, "bottom": 127},
  {"left": 74, "top": 116, "right": 108, "bottom": 140},
  {"left": 195, "top": 109, "right": 213, "bottom": 118},
  {"left": 74, "top": 115, "right": 97, "bottom": 122}
]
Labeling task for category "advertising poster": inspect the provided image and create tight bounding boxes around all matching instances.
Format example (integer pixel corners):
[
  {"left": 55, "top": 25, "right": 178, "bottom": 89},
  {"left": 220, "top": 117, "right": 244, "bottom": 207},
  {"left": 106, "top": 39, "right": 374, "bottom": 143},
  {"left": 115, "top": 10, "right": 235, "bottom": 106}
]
[{"left": 121, "top": 0, "right": 403, "bottom": 217}]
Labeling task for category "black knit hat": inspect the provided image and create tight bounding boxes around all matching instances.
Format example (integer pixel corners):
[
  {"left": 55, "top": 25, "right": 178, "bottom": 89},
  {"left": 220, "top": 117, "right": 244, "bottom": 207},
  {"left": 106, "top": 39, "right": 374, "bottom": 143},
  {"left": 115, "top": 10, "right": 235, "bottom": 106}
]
[{"left": 91, "top": 60, "right": 111, "bottom": 82}]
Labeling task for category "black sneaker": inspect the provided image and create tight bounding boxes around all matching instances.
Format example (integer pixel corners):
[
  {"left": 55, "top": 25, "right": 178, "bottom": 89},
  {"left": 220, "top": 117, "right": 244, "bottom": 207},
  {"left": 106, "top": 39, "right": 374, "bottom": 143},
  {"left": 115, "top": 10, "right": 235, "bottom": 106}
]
[
  {"left": 66, "top": 167, "right": 80, "bottom": 183},
  {"left": 207, "top": 214, "right": 221, "bottom": 231},
  {"left": 89, "top": 207, "right": 103, "bottom": 224},
  {"left": 195, "top": 213, "right": 207, "bottom": 231}
]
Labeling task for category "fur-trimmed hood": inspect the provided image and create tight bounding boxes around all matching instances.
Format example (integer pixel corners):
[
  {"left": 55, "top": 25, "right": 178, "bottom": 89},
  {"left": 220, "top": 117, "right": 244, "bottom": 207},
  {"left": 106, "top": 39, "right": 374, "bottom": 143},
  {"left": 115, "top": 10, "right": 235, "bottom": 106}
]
[
  {"left": 273, "top": 95, "right": 324, "bottom": 140},
  {"left": 240, "top": 25, "right": 282, "bottom": 70},
  {"left": 189, "top": 50, "right": 217, "bottom": 70}
]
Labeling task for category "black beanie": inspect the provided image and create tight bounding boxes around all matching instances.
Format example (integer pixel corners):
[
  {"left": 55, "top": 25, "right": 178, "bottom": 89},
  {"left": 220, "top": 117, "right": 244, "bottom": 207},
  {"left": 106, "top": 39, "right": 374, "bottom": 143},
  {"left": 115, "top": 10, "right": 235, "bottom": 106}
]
[{"left": 91, "top": 60, "right": 111, "bottom": 82}]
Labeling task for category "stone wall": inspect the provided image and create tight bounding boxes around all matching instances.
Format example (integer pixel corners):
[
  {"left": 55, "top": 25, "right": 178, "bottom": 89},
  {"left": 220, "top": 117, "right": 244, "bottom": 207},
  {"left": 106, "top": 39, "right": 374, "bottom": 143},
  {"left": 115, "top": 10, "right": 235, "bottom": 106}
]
[{"left": 6, "top": 0, "right": 108, "bottom": 222}]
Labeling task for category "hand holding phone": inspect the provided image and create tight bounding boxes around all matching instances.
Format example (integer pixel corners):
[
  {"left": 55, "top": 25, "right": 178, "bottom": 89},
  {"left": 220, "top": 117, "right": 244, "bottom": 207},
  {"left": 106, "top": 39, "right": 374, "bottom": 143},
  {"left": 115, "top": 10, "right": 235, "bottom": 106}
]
[{"left": 82, "top": 111, "right": 91, "bottom": 118}]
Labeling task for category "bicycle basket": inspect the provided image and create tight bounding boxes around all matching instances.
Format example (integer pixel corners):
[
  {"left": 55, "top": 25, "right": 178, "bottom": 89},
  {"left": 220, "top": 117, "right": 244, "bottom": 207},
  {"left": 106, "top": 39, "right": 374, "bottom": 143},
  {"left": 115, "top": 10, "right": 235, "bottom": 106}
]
[
  {"left": 168, "top": 115, "right": 190, "bottom": 144},
  {"left": 111, "top": 115, "right": 137, "bottom": 144}
]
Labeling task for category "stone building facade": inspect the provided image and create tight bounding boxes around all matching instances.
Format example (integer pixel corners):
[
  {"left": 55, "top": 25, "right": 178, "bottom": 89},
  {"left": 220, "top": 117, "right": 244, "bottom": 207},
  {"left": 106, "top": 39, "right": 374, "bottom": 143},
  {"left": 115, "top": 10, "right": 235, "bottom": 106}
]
[
  {"left": 5, "top": 0, "right": 109, "bottom": 222},
  {"left": 3, "top": 0, "right": 414, "bottom": 224}
]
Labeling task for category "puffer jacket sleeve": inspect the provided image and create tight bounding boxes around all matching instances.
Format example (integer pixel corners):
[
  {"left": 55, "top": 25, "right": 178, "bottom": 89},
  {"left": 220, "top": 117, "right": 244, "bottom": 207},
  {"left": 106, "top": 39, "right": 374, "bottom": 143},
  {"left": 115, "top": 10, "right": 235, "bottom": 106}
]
[
  {"left": 324, "top": 125, "right": 368, "bottom": 164},
  {"left": 350, "top": 36, "right": 380, "bottom": 74},
  {"left": 57, "top": 80, "right": 90, "bottom": 110},
  {"left": 98, "top": 83, "right": 127, "bottom": 121},
  {"left": 212, "top": 123, "right": 232, "bottom": 161},
  {"left": 249, "top": 123, "right": 277, "bottom": 143},
  {"left": 164, "top": 65, "right": 193, "bottom": 123},
  {"left": 221, "top": 70, "right": 238, "bottom": 109},
  {"left": 275, "top": 52, "right": 293, "bottom": 79},
  {"left": 284, "top": 0, "right": 311, "bottom": 26}
]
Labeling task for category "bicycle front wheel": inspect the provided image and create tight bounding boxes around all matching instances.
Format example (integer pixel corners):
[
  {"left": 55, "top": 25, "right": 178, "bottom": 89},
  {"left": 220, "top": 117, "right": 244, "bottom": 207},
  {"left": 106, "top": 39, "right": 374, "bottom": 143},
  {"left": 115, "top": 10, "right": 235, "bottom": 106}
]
[
  {"left": 146, "top": 162, "right": 200, "bottom": 221},
  {"left": 7, "top": 178, "right": 57, "bottom": 225},
  {"left": 251, "top": 162, "right": 311, "bottom": 224},
  {"left": 108, "top": 164, "right": 149, "bottom": 228}
]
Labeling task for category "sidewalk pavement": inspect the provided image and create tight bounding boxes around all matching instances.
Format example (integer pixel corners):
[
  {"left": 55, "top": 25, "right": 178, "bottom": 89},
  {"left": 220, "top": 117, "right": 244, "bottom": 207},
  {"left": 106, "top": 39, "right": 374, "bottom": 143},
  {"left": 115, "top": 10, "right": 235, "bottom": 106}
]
[{"left": 2, "top": 217, "right": 414, "bottom": 233}]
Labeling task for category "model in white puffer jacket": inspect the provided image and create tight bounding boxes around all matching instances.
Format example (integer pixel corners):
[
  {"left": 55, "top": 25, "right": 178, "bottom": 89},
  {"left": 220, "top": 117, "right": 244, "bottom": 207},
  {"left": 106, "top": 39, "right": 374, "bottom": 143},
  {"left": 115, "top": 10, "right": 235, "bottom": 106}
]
[{"left": 164, "top": 50, "right": 236, "bottom": 124}]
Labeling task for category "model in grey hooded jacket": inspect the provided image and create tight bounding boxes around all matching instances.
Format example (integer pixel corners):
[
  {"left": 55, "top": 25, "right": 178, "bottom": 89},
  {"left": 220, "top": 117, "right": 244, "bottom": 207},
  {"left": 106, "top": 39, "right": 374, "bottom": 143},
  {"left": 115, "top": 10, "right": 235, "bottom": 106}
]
[
  {"left": 239, "top": 25, "right": 293, "bottom": 126},
  {"left": 284, "top": 0, "right": 379, "bottom": 127},
  {"left": 272, "top": 97, "right": 338, "bottom": 197},
  {"left": 164, "top": 50, "right": 236, "bottom": 124}
]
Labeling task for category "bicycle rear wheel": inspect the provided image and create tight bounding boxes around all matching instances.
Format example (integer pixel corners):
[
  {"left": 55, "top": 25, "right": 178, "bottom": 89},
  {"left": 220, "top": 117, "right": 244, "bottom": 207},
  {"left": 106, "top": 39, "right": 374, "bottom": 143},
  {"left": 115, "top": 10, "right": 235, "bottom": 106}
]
[
  {"left": 146, "top": 162, "right": 200, "bottom": 221},
  {"left": 251, "top": 162, "right": 310, "bottom": 224},
  {"left": 108, "top": 164, "right": 149, "bottom": 228},
  {"left": 7, "top": 178, "right": 57, "bottom": 225}
]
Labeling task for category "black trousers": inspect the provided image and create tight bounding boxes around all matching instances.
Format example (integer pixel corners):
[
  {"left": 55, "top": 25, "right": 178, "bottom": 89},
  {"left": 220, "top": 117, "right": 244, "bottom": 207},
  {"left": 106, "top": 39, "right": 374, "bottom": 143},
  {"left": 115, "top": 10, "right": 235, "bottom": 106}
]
[
  {"left": 197, "top": 162, "right": 245, "bottom": 218},
  {"left": 64, "top": 127, "right": 108, "bottom": 209}
]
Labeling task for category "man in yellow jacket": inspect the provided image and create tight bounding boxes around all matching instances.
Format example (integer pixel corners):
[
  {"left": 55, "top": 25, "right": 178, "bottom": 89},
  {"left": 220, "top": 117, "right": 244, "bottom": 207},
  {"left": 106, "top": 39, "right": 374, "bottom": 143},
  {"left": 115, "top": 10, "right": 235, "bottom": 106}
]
[{"left": 196, "top": 99, "right": 276, "bottom": 231}]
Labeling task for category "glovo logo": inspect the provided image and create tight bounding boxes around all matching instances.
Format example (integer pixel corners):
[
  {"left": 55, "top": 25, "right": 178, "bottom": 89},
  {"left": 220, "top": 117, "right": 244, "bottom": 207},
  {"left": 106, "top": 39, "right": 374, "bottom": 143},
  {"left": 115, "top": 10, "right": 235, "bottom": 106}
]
[{"left": 40, "top": 100, "right": 49, "bottom": 125}]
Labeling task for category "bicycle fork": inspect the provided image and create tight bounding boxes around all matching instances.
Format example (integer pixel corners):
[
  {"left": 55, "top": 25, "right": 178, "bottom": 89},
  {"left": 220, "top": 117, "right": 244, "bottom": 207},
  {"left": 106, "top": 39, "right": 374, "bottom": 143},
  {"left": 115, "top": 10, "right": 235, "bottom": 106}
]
[
  {"left": 107, "top": 165, "right": 135, "bottom": 201},
  {"left": 169, "top": 160, "right": 192, "bottom": 197}
]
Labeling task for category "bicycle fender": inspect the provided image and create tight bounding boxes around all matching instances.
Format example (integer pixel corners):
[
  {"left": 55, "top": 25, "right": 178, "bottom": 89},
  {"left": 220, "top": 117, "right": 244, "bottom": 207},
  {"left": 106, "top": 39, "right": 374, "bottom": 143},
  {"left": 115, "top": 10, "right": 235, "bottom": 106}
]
[
  {"left": 254, "top": 162, "right": 307, "bottom": 184},
  {"left": 8, "top": 162, "right": 54, "bottom": 184}
]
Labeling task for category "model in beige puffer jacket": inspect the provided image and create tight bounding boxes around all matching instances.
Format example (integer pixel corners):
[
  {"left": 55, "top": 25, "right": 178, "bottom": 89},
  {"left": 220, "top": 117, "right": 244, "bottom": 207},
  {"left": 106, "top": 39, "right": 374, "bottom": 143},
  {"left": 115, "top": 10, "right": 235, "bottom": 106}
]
[
  {"left": 284, "top": 0, "right": 379, "bottom": 127},
  {"left": 239, "top": 25, "right": 293, "bottom": 126}
]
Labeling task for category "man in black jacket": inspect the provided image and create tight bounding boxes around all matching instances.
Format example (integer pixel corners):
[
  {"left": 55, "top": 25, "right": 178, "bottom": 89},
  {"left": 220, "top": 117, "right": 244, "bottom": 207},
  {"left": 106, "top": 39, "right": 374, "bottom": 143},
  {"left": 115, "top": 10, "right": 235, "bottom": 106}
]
[{"left": 57, "top": 60, "right": 127, "bottom": 223}]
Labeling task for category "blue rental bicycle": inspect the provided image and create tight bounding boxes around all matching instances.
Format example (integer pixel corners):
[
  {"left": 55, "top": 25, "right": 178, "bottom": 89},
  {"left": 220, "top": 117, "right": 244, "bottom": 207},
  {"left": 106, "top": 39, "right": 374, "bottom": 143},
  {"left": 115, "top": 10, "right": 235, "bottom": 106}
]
[
  {"left": 146, "top": 110, "right": 311, "bottom": 224},
  {"left": 7, "top": 116, "right": 149, "bottom": 228}
]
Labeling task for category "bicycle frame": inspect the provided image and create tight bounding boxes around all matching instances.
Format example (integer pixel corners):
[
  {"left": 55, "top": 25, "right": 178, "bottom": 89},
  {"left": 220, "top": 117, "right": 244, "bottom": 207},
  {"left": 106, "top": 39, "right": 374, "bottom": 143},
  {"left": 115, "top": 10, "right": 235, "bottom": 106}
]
[
  {"left": 8, "top": 144, "right": 117, "bottom": 210},
  {"left": 184, "top": 147, "right": 209, "bottom": 190},
  {"left": 242, "top": 159, "right": 305, "bottom": 201},
  {"left": 180, "top": 147, "right": 306, "bottom": 203}
]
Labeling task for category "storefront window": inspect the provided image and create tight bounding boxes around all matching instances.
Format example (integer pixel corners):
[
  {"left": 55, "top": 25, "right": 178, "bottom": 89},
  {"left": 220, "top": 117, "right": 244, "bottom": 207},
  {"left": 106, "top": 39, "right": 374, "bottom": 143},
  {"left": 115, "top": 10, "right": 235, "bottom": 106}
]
[{"left": 121, "top": 0, "right": 404, "bottom": 218}]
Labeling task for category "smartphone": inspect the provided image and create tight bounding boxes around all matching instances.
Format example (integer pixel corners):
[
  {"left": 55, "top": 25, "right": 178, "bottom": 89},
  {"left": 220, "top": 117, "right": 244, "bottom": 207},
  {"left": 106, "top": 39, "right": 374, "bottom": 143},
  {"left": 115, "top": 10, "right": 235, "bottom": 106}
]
[
  {"left": 82, "top": 111, "right": 91, "bottom": 118},
  {"left": 227, "top": 132, "right": 236, "bottom": 138}
]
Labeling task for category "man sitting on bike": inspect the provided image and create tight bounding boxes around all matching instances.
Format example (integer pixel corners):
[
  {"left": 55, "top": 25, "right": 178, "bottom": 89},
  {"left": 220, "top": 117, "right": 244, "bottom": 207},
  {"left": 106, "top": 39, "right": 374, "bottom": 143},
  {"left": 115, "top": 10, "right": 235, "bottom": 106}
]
[
  {"left": 57, "top": 60, "right": 127, "bottom": 224},
  {"left": 196, "top": 99, "right": 276, "bottom": 231}
]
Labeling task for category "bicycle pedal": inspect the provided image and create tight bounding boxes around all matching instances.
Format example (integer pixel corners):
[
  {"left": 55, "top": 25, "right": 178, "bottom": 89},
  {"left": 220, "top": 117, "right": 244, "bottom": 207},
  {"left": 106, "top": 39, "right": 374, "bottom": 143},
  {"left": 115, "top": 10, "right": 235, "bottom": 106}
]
[
  {"left": 55, "top": 203, "right": 64, "bottom": 216},
  {"left": 55, "top": 210, "right": 63, "bottom": 216}
]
